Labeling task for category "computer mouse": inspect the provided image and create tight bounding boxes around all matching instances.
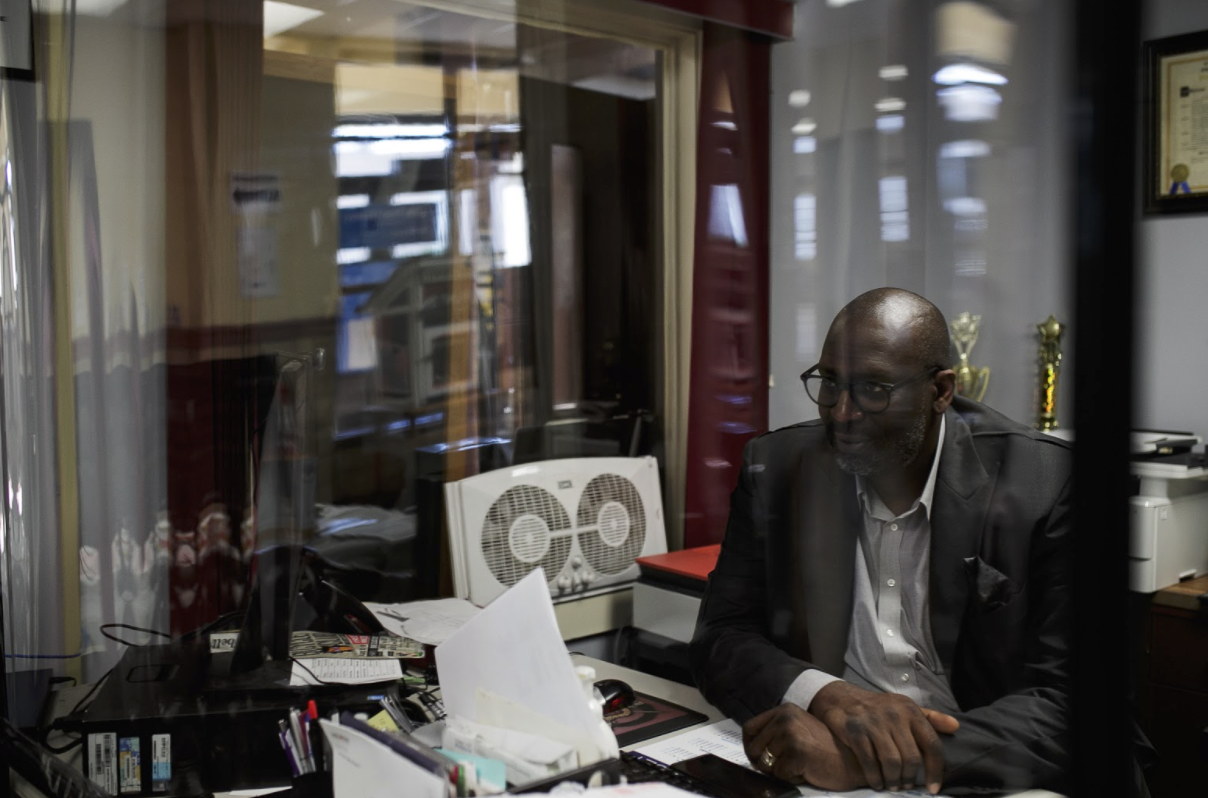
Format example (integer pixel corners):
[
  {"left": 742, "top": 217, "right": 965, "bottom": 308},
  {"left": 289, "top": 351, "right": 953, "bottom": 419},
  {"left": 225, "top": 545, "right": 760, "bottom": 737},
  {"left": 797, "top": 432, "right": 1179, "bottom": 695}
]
[{"left": 594, "top": 678, "right": 636, "bottom": 713}]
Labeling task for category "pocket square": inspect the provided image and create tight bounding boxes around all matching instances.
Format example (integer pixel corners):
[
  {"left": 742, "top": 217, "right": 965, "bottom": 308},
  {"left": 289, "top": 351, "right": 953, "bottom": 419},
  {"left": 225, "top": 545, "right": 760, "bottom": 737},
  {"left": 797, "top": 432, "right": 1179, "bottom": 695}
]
[{"left": 963, "top": 556, "right": 1018, "bottom": 610}]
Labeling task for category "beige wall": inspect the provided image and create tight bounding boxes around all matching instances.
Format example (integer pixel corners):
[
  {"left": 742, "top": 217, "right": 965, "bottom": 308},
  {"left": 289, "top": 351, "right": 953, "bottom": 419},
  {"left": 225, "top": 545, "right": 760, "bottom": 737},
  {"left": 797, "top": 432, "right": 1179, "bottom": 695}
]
[
  {"left": 70, "top": 15, "right": 166, "bottom": 358},
  {"left": 257, "top": 66, "right": 341, "bottom": 325}
]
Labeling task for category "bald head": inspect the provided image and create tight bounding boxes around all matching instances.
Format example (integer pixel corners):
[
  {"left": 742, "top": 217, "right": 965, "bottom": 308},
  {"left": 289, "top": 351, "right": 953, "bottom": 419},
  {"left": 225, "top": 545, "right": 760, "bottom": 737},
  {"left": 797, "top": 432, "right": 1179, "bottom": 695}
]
[
  {"left": 816, "top": 288, "right": 956, "bottom": 486},
  {"left": 830, "top": 288, "right": 951, "bottom": 372}
]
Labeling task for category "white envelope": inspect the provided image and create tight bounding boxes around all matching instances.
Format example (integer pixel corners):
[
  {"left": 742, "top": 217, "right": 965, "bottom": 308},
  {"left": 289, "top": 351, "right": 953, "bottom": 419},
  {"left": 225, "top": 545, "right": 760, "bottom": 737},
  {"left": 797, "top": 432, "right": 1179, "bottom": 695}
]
[{"left": 320, "top": 719, "right": 449, "bottom": 798}]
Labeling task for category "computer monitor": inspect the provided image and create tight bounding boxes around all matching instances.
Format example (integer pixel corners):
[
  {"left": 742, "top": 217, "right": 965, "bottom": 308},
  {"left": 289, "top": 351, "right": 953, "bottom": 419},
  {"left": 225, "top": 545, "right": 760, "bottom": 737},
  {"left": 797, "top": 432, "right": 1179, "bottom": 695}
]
[{"left": 230, "top": 353, "right": 318, "bottom": 673}]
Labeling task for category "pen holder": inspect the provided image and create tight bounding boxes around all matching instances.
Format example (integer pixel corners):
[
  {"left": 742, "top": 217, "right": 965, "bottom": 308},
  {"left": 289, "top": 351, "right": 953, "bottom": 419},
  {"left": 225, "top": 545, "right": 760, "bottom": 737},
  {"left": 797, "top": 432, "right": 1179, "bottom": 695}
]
[{"left": 290, "top": 771, "right": 334, "bottom": 798}]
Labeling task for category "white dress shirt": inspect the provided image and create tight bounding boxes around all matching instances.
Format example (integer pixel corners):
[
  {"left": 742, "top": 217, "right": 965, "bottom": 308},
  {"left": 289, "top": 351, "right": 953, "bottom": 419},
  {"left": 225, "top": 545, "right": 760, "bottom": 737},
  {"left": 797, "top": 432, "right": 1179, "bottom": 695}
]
[{"left": 782, "top": 415, "right": 961, "bottom": 715}]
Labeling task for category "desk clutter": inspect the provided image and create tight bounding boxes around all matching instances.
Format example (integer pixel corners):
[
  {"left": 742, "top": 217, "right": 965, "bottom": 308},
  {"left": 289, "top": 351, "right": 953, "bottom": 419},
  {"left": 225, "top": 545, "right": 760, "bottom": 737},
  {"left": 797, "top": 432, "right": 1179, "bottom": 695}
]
[
  {"left": 282, "top": 571, "right": 799, "bottom": 798},
  {"left": 63, "top": 566, "right": 797, "bottom": 798}
]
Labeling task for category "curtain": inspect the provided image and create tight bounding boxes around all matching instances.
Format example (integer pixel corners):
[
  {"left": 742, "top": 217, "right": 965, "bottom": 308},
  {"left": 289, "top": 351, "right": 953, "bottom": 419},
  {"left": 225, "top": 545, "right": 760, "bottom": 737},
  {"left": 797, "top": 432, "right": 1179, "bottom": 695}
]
[
  {"left": 682, "top": 23, "right": 772, "bottom": 548},
  {"left": 768, "top": 0, "right": 1074, "bottom": 432},
  {"left": 0, "top": 5, "right": 172, "bottom": 683}
]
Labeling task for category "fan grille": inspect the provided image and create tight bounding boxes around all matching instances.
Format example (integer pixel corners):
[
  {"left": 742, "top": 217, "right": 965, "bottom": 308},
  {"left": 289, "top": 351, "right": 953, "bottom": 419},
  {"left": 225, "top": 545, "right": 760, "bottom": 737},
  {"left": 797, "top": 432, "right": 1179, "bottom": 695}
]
[
  {"left": 576, "top": 473, "right": 646, "bottom": 575},
  {"left": 481, "top": 484, "right": 572, "bottom": 586}
]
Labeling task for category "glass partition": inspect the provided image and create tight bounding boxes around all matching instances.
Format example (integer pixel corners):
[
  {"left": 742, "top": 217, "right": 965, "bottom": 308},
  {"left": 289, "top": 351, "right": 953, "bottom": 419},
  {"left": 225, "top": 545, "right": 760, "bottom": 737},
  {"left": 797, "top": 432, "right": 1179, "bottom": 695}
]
[{"left": 0, "top": 0, "right": 698, "bottom": 694}]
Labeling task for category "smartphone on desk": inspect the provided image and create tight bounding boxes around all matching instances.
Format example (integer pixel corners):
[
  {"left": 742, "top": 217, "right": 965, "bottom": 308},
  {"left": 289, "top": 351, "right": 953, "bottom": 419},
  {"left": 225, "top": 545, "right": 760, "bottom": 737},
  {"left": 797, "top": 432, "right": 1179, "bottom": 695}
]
[{"left": 672, "top": 753, "right": 799, "bottom": 798}]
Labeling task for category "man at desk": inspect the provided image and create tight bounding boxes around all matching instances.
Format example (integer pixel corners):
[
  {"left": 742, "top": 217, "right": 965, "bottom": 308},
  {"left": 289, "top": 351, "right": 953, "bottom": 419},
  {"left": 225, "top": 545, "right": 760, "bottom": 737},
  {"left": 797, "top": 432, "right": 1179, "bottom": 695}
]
[{"left": 690, "top": 288, "right": 1073, "bottom": 795}]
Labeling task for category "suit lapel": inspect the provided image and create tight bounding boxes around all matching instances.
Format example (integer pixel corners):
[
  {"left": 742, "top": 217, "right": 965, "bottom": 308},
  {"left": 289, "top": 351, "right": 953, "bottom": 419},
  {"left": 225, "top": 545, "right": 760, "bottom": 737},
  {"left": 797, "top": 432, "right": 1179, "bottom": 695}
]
[
  {"left": 796, "top": 440, "right": 859, "bottom": 675},
  {"left": 928, "top": 408, "right": 992, "bottom": 674}
]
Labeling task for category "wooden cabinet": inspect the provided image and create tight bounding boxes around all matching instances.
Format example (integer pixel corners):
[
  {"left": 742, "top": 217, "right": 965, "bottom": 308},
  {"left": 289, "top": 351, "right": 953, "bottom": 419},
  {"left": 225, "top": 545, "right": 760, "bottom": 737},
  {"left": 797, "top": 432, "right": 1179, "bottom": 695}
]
[{"left": 1138, "top": 577, "right": 1208, "bottom": 796}]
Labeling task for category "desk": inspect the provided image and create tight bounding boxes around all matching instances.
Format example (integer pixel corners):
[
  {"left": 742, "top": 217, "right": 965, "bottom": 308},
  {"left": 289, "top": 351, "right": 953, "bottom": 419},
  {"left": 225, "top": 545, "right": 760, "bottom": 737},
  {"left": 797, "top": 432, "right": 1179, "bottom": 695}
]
[
  {"left": 25, "top": 655, "right": 1063, "bottom": 798},
  {"left": 576, "top": 656, "right": 1062, "bottom": 798},
  {"left": 571, "top": 654, "right": 723, "bottom": 748}
]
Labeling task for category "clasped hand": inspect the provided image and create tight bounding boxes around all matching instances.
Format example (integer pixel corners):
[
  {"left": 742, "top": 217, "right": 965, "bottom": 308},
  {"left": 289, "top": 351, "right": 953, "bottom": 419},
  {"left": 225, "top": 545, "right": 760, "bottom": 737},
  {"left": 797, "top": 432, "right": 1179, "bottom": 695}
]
[{"left": 742, "top": 682, "right": 959, "bottom": 794}]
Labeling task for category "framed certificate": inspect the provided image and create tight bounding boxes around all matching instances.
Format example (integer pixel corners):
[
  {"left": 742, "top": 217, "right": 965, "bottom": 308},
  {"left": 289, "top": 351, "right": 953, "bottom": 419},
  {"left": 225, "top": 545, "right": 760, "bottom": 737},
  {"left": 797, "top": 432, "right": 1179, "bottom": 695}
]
[{"left": 1145, "top": 31, "right": 1208, "bottom": 214}]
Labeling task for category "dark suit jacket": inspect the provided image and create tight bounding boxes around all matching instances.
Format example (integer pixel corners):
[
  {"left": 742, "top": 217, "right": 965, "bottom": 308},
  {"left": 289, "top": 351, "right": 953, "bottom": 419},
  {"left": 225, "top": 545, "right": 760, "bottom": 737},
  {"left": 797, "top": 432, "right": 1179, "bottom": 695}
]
[{"left": 689, "top": 396, "right": 1074, "bottom": 794}]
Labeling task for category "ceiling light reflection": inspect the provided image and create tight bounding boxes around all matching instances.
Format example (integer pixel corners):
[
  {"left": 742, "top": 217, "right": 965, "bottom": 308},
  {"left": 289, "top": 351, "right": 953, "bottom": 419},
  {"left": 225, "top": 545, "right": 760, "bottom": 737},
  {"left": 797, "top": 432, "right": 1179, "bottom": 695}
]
[
  {"left": 936, "top": 85, "right": 1002, "bottom": 122},
  {"left": 876, "top": 115, "right": 905, "bottom": 133},
  {"left": 943, "top": 196, "right": 986, "bottom": 216},
  {"left": 933, "top": 63, "right": 1007, "bottom": 86},
  {"left": 789, "top": 90, "right": 812, "bottom": 108},
  {"left": 791, "top": 119, "right": 817, "bottom": 135},
  {"left": 264, "top": 1, "right": 324, "bottom": 38},
  {"left": 940, "top": 139, "right": 991, "bottom": 158}
]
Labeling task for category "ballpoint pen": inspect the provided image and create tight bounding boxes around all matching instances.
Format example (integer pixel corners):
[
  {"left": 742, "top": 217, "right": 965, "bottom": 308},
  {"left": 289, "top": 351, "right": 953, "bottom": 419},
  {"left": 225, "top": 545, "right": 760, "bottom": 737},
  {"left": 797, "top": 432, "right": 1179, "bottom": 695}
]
[
  {"left": 380, "top": 695, "right": 414, "bottom": 733},
  {"left": 300, "top": 711, "right": 314, "bottom": 772},
  {"left": 277, "top": 721, "right": 300, "bottom": 777},
  {"left": 287, "top": 711, "right": 311, "bottom": 774},
  {"left": 307, "top": 700, "right": 324, "bottom": 771}
]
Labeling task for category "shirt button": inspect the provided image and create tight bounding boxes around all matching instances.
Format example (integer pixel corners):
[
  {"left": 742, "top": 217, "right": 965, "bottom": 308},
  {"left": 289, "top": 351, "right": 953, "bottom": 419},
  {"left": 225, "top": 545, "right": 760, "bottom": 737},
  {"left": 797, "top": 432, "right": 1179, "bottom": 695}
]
[
  {"left": 886, "top": 629, "right": 894, "bottom": 637},
  {"left": 887, "top": 579, "right": 896, "bottom": 587},
  {"left": 901, "top": 673, "right": 910, "bottom": 682},
  {"left": 890, "top": 523, "right": 898, "bottom": 531}
]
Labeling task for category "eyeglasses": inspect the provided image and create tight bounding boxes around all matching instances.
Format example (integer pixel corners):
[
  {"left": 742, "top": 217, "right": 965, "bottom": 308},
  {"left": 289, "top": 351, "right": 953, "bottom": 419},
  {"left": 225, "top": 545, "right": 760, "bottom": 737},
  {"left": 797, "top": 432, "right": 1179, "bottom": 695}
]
[{"left": 800, "top": 365, "right": 940, "bottom": 414}]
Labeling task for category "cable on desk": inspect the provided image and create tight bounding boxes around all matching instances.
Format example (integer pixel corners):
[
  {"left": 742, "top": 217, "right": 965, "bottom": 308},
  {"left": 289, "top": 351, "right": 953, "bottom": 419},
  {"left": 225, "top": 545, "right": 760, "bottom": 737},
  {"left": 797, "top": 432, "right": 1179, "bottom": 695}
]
[
  {"left": 65, "top": 665, "right": 113, "bottom": 718},
  {"left": 178, "top": 609, "right": 245, "bottom": 640},
  {"left": 40, "top": 662, "right": 118, "bottom": 753},
  {"left": 41, "top": 728, "right": 84, "bottom": 755},
  {"left": 410, "top": 686, "right": 445, "bottom": 721},
  {"left": 288, "top": 656, "right": 342, "bottom": 687},
  {"left": 99, "top": 623, "right": 172, "bottom": 647},
  {"left": 4, "top": 652, "right": 82, "bottom": 660}
]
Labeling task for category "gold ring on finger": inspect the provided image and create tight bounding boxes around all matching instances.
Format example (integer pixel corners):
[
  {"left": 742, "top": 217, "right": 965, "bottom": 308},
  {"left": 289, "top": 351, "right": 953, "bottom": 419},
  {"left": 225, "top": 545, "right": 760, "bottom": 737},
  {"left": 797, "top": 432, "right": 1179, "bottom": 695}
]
[{"left": 760, "top": 748, "right": 776, "bottom": 769}]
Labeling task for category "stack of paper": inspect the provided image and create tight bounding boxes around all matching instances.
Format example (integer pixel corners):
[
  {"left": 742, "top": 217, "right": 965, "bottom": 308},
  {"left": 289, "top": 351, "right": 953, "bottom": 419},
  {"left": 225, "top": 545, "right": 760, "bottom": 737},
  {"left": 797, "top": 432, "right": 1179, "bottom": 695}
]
[
  {"left": 321, "top": 718, "right": 449, "bottom": 798},
  {"left": 287, "top": 631, "right": 421, "bottom": 686},
  {"left": 366, "top": 598, "right": 482, "bottom": 646},
  {"left": 435, "top": 570, "right": 616, "bottom": 783}
]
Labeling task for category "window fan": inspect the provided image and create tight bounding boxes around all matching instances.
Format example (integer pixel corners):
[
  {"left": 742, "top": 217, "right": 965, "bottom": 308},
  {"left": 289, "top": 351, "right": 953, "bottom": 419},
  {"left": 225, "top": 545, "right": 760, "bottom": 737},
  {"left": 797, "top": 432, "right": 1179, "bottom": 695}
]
[{"left": 445, "top": 456, "right": 666, "bottom": 606}]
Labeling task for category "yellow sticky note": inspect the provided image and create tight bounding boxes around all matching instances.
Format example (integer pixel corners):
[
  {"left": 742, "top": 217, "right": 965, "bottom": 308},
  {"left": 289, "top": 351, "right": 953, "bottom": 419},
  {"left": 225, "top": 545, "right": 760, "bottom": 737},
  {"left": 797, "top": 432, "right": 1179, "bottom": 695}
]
[{"left": 366, "top": 709, "right": 399, "bottom": 733}]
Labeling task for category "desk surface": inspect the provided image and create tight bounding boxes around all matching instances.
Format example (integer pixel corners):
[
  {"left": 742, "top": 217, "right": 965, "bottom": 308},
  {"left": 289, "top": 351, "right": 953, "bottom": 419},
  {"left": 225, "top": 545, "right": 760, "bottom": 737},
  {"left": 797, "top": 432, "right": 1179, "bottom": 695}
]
[
  {"left": 574, "top": 656, "right": 1062, "bottom": 798},
  {"left": 571, "top": 654, "right": 723, "bottom": 749},
  {"left": 1152, "top": 574, "right": 1208, "bottom": 611},
  {"left": 32, "top": 656, "right": 1063, "bottom": 798}
]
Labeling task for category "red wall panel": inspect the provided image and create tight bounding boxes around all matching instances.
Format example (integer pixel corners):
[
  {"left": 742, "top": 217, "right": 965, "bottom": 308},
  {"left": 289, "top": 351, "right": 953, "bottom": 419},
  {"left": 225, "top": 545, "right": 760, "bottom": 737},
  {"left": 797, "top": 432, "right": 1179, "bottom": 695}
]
[{"left": 683, "top": 23, "right": 771, "bottom": 547}]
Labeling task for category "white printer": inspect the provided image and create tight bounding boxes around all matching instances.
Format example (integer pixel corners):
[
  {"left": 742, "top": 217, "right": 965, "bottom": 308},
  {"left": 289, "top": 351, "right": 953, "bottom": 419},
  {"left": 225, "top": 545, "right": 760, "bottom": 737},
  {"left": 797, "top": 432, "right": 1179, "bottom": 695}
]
[{"left": 1129, "top": 432, "right": 1208, "bottom": 592}]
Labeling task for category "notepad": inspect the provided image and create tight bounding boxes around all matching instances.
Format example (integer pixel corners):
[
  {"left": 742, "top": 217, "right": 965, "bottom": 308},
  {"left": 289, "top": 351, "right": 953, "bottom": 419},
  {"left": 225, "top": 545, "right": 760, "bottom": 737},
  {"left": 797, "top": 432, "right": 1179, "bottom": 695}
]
[{"left": 289, "top": 657, "right": 403, "bottom": 686}]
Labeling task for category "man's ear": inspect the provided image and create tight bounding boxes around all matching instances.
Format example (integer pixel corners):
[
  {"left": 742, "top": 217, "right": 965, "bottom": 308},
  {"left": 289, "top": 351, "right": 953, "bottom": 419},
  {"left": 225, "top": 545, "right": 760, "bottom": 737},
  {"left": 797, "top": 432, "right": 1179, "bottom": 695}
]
[{"left": 933, "top": 369, "right": 957, "bottom": 413}]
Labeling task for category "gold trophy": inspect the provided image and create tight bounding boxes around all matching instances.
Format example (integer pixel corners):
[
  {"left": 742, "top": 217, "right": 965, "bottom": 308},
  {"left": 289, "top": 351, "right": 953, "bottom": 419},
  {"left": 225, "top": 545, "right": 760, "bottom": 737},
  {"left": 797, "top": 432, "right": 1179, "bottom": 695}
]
[
  {"left": 950, "top": 312, "right": 990, "bottom": 402},
  {"left": 1035, "top": 315, "right": 1064, "bottom": 431}
]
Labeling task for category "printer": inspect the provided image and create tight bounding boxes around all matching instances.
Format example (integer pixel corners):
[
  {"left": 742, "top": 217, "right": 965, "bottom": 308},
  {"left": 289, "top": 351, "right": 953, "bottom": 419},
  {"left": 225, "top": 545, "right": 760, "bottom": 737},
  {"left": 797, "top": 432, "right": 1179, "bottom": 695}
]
[{"left": 1129, "top": 431, "right": 1208, "bottom": 592}]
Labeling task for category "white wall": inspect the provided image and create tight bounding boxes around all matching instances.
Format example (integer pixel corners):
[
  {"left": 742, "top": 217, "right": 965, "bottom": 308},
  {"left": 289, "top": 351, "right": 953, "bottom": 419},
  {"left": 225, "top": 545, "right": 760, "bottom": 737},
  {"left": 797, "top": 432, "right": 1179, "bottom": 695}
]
[{"left": 1136, "top": 0, "right": 1208, "bottom": 434}]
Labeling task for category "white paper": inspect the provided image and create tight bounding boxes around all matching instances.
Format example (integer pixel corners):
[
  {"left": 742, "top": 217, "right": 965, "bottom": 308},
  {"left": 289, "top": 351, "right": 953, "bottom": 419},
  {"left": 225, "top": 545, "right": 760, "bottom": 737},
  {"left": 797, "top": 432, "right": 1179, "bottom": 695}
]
[
  {"left": 289, "top": 657, "right": 403, "bottom": 686},
  {"left": 435, "top": 569, "right": 598, "bottom": 734},
  {"left": 365, "top": 598, "right": 481, "bottom": 646},
  {"left": 237, "top": 226, "right": 279, "bottom": 298},
  {"left": 634, "top": 719, "right": 951, "bottom": 798},
  {"left": 442, "top": 715, "right": 577, "bottom": 785},
  {"left": 634, "top": 719, "right": 749, "bottom": 767},
  {"left": 511, "top": 785, "right": 700, "bottom": 797},
  {"left": 475, "top": 687, "right": 605, "bottom": 765},
  {"left": 320, "top": 719, "right": 448, "bottom": 798}
]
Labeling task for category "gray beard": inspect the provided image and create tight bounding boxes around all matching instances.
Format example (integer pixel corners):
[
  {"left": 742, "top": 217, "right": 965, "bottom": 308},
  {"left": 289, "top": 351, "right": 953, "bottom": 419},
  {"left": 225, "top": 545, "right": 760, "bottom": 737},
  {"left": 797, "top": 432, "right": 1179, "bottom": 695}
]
[{"left": 832, "top": 412, "right": 929, "bottom": 477}]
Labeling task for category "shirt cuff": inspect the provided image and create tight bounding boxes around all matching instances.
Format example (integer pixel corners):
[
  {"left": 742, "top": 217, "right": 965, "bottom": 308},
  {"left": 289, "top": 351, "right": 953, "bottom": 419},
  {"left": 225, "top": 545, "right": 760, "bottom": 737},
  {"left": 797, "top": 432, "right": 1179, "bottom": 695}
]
[{"left": 781, "top": 669, "right": 843, "bottom": 711}]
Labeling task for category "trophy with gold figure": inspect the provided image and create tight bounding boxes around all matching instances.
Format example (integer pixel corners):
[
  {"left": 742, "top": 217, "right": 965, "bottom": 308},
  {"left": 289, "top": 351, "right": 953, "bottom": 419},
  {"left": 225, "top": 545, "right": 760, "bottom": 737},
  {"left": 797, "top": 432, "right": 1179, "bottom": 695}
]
[
  {"left": 1035, "top": 315, "right": 1064, "bottom": 431},
  {"left": 950, "top": 312, "right": 990, "bottom": 402}
]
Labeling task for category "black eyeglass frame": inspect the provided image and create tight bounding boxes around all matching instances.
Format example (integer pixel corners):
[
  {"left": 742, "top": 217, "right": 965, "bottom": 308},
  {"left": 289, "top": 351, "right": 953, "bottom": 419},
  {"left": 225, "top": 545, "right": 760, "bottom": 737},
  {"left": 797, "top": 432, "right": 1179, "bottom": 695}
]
[{"left": 799, "top": 365, "right": 942, "bottom": 414}]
